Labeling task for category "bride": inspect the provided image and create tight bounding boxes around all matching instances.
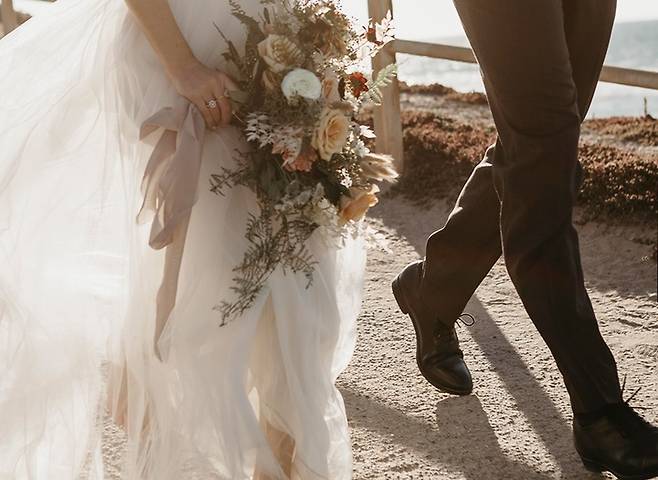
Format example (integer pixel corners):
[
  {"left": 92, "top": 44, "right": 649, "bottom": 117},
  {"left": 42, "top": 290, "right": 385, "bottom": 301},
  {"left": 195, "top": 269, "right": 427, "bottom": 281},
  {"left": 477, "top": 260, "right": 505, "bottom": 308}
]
[{"left": 0, "top": 0, "right": 367, "bottom": 478}]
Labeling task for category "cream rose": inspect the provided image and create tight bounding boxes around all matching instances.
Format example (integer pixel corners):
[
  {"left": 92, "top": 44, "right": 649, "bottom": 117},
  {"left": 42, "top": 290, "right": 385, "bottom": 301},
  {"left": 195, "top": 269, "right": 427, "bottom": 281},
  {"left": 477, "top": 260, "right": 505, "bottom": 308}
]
[
  {"left": 257, "top": 35, "right": 302, "bottom": 73},
  {"left": 311, "top": 108, "right": 350, "bottom": 161},
  {"left": 281, "top": 69, "right": 322, "bottom": 101},
  {"left": 321, "top": 70, "right": 341, "bottom": 103},
  {"left": 339, "top": 185, "right": 380, "bottom": 223}
]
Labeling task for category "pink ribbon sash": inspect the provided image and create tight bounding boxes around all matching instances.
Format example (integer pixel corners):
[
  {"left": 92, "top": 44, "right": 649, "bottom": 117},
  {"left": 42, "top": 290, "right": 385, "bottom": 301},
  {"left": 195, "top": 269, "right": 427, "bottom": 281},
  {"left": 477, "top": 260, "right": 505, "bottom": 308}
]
[
  {"left": 137, "top": 101, "right": 207, "bottom": 359},
  {"left": 137, "top": 102, "right": 206, "bottom": 250}
]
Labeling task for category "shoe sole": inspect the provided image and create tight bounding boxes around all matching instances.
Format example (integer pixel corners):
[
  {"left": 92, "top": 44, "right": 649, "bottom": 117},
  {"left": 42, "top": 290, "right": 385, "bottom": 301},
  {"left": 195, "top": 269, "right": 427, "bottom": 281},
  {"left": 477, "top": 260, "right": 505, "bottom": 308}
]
[
  {"left": 580, "top": 454, "right": 658, "bottom": 480},
  {"left": 392, "top": 276, "right": 472, "bottom": 397}
]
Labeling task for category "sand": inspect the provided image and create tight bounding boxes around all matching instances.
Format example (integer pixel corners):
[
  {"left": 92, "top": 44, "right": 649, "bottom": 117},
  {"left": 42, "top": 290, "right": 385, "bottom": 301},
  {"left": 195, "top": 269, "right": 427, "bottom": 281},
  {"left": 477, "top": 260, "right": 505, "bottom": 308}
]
[
  {"left": 341, "top": 198, "right": 657, "bottom": 480},
  {"left": 338, "top": 93, "right": 656, "bottom": 480}
]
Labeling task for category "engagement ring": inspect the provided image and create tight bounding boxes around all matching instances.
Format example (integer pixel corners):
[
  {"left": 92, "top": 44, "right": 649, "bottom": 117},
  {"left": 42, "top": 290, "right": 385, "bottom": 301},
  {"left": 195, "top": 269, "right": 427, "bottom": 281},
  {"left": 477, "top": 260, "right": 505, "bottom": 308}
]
[{"left": 206, "top": 99, "right": 218, "bottom": 109}]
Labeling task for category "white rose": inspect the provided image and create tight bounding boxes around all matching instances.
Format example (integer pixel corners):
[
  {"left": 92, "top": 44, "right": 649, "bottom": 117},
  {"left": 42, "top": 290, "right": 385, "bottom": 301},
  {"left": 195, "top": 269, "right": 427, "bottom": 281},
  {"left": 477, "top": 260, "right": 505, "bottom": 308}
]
[
  {"left": 311, "top": 107, "right": 351, "bottom": 161},
  {"left": 281, "top": 69, "right": 322, "bottom": 101}
]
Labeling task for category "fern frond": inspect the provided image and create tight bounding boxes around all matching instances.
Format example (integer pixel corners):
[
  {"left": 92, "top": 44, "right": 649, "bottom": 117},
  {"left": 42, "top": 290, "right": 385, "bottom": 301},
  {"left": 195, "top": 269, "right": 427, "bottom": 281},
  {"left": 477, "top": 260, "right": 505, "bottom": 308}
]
[{"left": 360, "top": 63, "right": 398, "bottom": 106}]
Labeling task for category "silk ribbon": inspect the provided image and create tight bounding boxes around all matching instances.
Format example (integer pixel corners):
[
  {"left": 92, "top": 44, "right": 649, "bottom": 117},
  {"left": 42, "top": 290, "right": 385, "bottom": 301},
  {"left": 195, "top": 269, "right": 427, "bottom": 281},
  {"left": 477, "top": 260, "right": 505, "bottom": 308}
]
[
  {"left": 137, "top": 101, "right": 206, "bottom": 250},
  {"left": 137, "top": 101, "right": 207, "bottom": 360}
]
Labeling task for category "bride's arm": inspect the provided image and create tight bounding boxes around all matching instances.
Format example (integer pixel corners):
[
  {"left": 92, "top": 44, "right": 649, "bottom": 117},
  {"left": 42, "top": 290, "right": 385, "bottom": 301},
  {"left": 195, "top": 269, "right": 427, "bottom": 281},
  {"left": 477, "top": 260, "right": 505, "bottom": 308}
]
[{"left": 124, "top": 0, "right": 236, "bottom": 129}]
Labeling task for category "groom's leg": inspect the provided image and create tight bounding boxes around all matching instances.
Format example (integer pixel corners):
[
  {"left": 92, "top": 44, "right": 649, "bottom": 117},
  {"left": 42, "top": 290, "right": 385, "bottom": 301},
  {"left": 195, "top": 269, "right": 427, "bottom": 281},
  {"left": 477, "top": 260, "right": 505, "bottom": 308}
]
[
  {"left": 420, "top": 143, "right": 502, "bottom": 324},
  {"left": 420, "top": 0, "right": 616, "bottom": 325},
  {"left": 450, "top": 0, "right": 621, "bottom": 413}
]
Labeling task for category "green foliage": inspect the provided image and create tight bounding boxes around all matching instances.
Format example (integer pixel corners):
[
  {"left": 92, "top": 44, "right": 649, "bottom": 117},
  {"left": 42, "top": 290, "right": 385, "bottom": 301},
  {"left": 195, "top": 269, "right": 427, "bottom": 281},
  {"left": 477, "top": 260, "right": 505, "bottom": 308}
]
[
  {"left": 359, "top": 63, "right": 398, "bottom": 106},
  {"left": 215, "top": 208, "right": 317, "bottom": 325}
]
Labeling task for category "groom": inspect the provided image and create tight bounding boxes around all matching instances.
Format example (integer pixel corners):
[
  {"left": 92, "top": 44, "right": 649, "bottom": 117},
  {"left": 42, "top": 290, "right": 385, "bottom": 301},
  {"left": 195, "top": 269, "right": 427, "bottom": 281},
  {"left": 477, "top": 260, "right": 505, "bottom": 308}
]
[{"left": 392, "top": 0, "right": 658, "bottom": 479}]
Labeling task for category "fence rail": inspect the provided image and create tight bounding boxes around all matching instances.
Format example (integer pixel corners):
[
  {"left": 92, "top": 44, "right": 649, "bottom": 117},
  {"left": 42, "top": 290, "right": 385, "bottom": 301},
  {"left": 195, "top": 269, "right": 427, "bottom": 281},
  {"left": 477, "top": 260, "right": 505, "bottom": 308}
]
[
  {"left": 369, "top": 0, "right": 658, "bottom": 170},
  {"left": 395, "top": 40, "right": 658, "bottom": 91}
]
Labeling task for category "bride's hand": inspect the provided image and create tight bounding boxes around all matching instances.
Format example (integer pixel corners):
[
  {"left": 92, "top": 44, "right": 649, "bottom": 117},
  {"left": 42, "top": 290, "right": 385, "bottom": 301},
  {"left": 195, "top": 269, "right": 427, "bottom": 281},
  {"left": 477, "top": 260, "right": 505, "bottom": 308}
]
[
  {"left": 124, "top": 0, "right": 237, "bottom": 129},
  {"left": 170, "top": 60, "right": 238, "bottom": 130}
]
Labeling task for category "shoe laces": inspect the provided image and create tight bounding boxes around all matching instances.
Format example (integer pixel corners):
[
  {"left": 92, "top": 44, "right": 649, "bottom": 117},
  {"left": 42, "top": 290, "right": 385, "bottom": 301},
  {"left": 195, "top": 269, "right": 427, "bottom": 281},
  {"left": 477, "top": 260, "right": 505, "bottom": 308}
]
[
  {"left": 608, "top": 376, "right": 658, "bottom": 440},
  {"left": 433, "top": 313, "right": 476, "bottom": 342},
  {"left": 456, "top": 313, "right": 476, "bottom": 327}
]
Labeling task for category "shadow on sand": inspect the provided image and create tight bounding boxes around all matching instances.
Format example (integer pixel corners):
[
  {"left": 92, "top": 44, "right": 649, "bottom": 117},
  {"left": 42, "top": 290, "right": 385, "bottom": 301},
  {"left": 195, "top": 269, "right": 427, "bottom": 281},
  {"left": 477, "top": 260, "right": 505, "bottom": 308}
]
[{"left": 341, "top": 196, "right": 608, "bottom": 479}]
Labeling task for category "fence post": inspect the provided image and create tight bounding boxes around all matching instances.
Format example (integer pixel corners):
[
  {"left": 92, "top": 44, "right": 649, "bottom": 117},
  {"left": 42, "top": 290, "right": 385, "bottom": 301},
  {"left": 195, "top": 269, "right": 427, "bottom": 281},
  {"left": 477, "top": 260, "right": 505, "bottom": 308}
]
[
  {"left": 367, "top": 0, "right": 404, "bottom": 171},
  {"left": 1, "top": 0, "right": 19, "bottom": 34}
]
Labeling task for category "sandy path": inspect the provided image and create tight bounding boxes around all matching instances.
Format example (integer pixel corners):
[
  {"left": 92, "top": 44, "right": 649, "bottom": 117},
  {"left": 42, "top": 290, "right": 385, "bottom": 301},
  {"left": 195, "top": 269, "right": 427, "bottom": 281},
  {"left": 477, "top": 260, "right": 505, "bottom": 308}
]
[{"left": 339, "top": 195, "right": 657, "bottom": 480}]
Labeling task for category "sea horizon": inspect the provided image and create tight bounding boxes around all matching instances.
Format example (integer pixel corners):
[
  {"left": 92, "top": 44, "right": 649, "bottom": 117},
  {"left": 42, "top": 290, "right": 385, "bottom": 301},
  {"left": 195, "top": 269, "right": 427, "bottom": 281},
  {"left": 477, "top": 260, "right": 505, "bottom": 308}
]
[{"left": 396, "top": 19, "right": 658, "bottom": 118}]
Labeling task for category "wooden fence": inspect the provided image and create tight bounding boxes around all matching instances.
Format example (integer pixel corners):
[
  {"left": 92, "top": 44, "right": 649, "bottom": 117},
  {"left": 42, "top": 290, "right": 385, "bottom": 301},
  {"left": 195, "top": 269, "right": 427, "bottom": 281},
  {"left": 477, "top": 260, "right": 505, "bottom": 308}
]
[
  {"left": 1, "top": 0, "right": 19, "bottom": 34},
  {"left": 368, "top": 0, "right": 658, "bottom": 170}
]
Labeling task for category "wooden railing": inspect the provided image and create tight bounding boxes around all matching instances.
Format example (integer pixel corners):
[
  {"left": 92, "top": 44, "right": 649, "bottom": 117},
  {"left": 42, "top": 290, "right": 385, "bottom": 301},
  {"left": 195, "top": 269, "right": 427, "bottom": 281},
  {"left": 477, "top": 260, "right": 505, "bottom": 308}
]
[
  {"left": 368, "top": 0, "right": 658, "bottom": 170},
  {"left": 0, "top": 0, "right": 19, "bottom": 34}
]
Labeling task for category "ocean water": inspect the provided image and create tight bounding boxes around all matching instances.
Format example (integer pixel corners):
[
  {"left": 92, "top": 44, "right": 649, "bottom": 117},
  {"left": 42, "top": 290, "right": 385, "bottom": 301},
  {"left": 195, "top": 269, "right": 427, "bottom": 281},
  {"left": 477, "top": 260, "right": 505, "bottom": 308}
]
[{"left": 397, "top": 20, "right": 658, "bottom": 118}]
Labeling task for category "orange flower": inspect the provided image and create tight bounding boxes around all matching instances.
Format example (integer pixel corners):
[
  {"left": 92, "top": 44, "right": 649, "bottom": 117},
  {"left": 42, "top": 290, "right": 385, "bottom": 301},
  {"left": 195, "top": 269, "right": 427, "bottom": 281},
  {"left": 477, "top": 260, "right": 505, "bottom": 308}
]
[{"left": 339, "top": 185, "right": 380, "bottom": 223}]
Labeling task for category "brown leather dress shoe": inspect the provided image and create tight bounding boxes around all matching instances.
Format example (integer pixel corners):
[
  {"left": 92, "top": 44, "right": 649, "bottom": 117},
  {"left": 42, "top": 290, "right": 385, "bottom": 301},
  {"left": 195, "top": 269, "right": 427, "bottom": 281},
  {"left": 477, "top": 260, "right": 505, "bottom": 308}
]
[{"left": 392, "top": 261, "right": 473, "bottom": 395}]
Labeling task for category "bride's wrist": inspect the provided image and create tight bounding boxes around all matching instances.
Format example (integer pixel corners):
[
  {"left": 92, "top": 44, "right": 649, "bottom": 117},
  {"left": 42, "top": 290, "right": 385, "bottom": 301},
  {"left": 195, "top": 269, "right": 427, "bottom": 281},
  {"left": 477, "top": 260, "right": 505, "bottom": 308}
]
[{"left": 164, "top": 53, "right": 200, "bottom": 84}]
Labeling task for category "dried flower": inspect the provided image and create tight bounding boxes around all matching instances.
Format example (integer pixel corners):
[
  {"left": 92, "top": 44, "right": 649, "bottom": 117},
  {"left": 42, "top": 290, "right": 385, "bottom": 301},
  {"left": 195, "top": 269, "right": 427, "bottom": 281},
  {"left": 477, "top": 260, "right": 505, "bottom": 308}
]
[
  {"left": 257, "top": 35, "right": 303, "bottom": 73},
  {"left": 366, "top": 26, "right": 378, "bottom": 44},
  {"left": 360, "top": 153, "right": 398, "bottom": 182},
  {"left": 322, "top": 69, "right": 341, "bottom": 103},
  {"left": 283, "top": 144, "right": 318, "bottom": 172},
  {"left": 299, "top": 16, "right": 348, "bottom": 57}
]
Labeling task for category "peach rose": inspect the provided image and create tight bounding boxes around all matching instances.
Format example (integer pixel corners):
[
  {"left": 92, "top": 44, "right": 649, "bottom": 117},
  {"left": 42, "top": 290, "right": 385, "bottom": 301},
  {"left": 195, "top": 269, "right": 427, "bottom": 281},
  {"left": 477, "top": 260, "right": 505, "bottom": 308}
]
[
  {"left": 257, "top": 35, "right": 302, "bottom": 73},
  {"left": 339, "top": 185, "right": 380, "bottom": 223},
  {"left": 311, "top": 108, "right": 350, "bottom": 161}
]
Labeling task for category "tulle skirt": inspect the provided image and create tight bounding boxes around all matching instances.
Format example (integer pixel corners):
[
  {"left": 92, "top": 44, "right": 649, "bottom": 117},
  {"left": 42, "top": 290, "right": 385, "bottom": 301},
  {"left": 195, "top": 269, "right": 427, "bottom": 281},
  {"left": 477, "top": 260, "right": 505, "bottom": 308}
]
[{"left": 0, "top": 1, "right": 366, "bottom": 478}]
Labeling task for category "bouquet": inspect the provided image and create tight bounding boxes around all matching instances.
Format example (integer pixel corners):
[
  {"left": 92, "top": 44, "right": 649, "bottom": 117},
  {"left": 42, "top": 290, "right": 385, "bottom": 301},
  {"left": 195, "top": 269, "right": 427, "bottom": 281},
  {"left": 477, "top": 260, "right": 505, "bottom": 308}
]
[{"left": 212, "top": 0, "right": 397, "bottom": 325}]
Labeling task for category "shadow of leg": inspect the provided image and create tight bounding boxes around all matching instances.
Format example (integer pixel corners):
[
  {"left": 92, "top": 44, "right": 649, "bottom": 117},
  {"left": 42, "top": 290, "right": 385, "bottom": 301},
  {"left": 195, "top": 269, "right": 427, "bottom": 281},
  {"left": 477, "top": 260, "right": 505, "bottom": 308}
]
[
  {"left": 371, "top": 197, "right": 597, "bottom": 478},
  {"left": 343, "top": 388, "right": 557, "bottom": 479},
  {"left": 465, "top": 297, "right": 589, "bottom": 478}
]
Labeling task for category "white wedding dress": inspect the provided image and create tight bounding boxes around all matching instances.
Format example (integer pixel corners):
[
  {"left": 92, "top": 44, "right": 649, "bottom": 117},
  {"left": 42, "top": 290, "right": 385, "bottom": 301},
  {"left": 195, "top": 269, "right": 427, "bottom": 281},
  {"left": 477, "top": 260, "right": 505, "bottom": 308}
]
[{"left": 0, "top": 1, "right": 366, "bottom": 479}]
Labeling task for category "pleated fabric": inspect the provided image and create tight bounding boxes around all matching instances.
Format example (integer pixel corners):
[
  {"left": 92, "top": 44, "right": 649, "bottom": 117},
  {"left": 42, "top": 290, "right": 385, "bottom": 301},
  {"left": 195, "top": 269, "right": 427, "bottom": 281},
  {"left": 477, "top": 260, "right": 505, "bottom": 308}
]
[{"left": 0, "top": 1, "right": 366, "bottom": 478}]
